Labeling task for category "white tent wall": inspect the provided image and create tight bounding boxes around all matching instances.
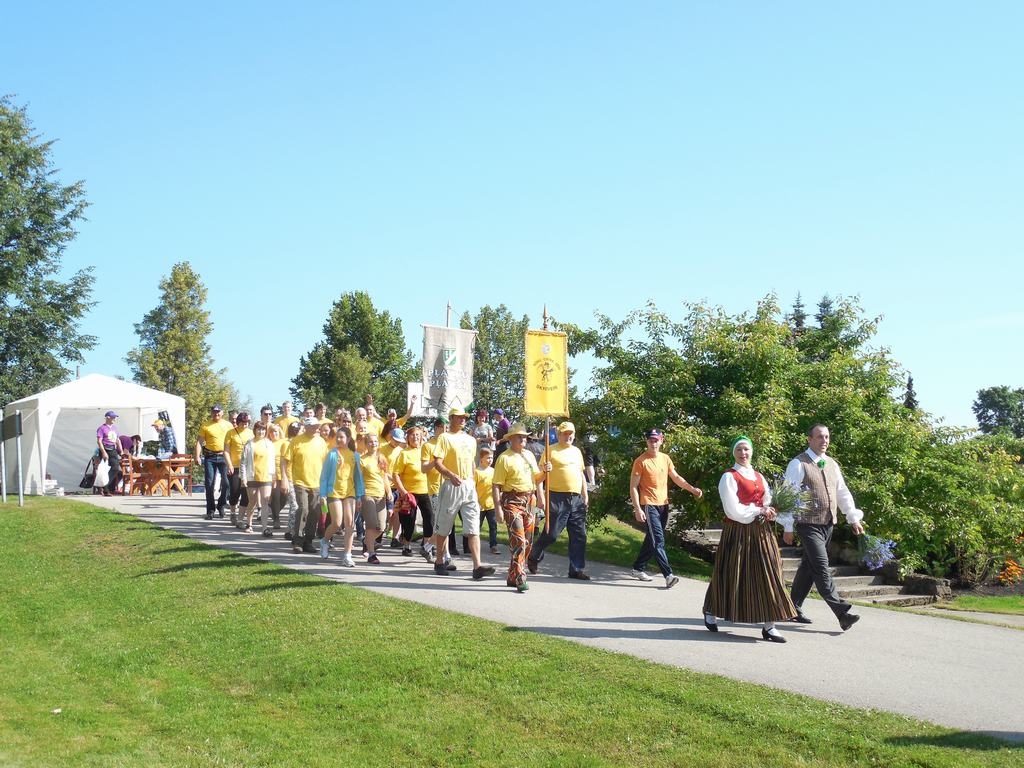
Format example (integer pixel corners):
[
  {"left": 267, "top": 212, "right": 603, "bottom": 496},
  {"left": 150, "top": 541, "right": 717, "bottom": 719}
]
[{"left": 2, "top": 374, "right": 185, "bottom": 495}]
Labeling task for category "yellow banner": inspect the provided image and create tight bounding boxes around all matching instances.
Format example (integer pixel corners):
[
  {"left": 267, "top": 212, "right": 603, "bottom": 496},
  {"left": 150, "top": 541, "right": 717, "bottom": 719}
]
[{"left": 524, "top": 330, "right": 569, "bottom": 416}]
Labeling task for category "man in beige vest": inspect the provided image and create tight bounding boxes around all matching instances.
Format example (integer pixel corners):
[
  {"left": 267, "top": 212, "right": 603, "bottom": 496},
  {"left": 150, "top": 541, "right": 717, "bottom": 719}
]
[{"left": 780, "top": 424, "right": 865, "bottom": 631}]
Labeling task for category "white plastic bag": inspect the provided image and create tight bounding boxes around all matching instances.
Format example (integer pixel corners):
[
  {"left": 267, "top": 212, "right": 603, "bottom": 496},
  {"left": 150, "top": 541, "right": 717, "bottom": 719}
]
[{"left": 94, "top": 459, "right": 110, "bottom": 488}]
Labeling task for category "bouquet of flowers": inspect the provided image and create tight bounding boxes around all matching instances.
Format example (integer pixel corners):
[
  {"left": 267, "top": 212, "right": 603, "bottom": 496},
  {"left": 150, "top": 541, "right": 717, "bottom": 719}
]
[
  {"left": 765, "top": 476, "right": 811, "bottom": 519},
  {"left": 859, "top": 534, "right": 896, "bottom": 571}
]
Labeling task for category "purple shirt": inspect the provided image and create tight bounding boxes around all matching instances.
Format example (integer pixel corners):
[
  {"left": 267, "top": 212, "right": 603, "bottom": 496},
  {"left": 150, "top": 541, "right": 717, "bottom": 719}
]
[{"left": 97, "top": 423, "right": 119, "bottom": 448}]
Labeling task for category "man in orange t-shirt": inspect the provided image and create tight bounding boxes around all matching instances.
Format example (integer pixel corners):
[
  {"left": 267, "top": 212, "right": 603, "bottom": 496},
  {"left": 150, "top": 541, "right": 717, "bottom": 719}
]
[{"left": 628, "top": 428, "right": 703, "bottom": 588}]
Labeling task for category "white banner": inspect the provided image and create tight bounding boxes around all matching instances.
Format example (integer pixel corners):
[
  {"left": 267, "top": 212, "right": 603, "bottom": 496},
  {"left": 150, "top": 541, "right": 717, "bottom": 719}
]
[{"left": 421, "top": 325, "right": 476, "bottom": 418}]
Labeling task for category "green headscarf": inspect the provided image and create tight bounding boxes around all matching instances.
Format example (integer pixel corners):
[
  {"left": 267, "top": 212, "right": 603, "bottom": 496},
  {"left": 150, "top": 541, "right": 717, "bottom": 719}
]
[{"left": 731, "top": 435, "right": 753, "bottom": 456}]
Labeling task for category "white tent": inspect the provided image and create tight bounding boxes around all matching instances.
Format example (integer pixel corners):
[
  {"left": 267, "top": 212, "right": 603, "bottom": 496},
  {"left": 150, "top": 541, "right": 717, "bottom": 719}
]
[{"left": 2, "top": 374, "right": 186, "bottom": 495}]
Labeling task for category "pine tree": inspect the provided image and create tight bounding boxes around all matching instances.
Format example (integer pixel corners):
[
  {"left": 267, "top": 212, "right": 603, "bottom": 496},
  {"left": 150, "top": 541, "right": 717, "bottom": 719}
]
[
  {"left": 125, "top": 262, "right": 232, "bottom": 446},
  {"left": 903, "top": 374, "right": 919, "bottom": 410}
]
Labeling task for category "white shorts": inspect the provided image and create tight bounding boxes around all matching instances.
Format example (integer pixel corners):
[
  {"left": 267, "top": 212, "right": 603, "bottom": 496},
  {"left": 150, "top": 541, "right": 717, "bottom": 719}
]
[{"left": 434, "top": 480, "right": 480, "bottom": 537}]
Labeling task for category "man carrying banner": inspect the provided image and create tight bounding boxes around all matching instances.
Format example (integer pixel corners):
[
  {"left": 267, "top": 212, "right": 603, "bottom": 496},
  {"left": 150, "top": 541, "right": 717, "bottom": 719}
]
[
  {"left": 425, "top": 407, "right": 495, "bottom": 581},
  {"left": 528, "top": 420, "right": 590, "bottom": 580}
]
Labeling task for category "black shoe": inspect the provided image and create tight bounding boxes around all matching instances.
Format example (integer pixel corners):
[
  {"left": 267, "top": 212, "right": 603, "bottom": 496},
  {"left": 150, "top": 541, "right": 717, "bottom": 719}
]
[
  {"left": 472, "top": 565, "right": 495, "bottom": 580},
  {"left": 402, "top": 547, "right": 413, "bottom": 556},
  {"left": 792, "top": 613, "right": 813, "bottom": 624},
  {"left": 568, "top": 571, "right": 591, "bottom": 581},
  {"left": 283, "top": 531, "right": 293, "bottom": 542},
  {"left": 445, "top": 561, "right": 457, "bottom": 572},
  {"left": 434, "top": 563, "right": 450, "bottom": 576},
  {"left": 204, "top": 512, "right": 214, "bottom": 520},
  {"left": 703, "top": 616, "right": 718, "bottom": 633},
  {"left": 761, "top": 628, "right": 787, "bottom": 643},
  {"left": 301, "top": 544, "right": 317, "bottom": 554},
  {"left": 839, "top": 613, "right": 860, "bottom": 631},
  {"left": 217, "top": 510, "right": 225, "bottom": 519},
  {"left": 390, "top": 538, "right": 403, "bottom": 549},
  {"left": 527, "top": 559, "right": 539, "bottom": 574}
]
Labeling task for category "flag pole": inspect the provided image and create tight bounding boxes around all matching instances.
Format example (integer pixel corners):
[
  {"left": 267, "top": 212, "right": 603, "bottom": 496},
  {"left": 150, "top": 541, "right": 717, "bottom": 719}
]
[{"left": 542, "top": 305, "right": 552, "bottom": 534}]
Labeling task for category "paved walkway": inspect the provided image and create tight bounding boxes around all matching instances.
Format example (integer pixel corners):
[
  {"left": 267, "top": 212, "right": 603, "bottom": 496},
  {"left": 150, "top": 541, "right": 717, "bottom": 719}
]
[{"left": 79, "top": 493, "right": 1023, "bottom": 743}]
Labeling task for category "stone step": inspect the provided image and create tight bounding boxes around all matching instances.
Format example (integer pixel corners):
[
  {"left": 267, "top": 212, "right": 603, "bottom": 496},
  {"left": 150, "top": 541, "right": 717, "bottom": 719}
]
[
  {"left": 837, "top": 583, "right": 904, "bottom": 599},
  {"left": 833, "top": 574, "right": 887, "bottom": 588},
  {"left": 867, "top": 593, "right": 938, "bottom": 608},
  {"left": 782, "top": 561, "right": 860, "bottom": 578}
]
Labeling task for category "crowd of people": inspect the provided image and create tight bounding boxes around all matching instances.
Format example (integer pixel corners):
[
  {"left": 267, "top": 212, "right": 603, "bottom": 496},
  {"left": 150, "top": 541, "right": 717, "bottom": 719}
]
[{"left": 168, "top": 397, "right": 867, "bottom": 638}]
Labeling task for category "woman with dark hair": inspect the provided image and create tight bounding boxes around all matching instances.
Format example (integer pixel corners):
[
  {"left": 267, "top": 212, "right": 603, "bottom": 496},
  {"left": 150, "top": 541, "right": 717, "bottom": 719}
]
[
  {"left": 391, "top": 426, "right": 434, "bottom": 558},
  {"left": 472, "top": 408, "right": 495, "bottom": 460},
  {"left": 224, "top": 411, "right": 254, "bottom": 525},
  {"left": 702, "top": 436, "right": 797, "bottom": 642}
]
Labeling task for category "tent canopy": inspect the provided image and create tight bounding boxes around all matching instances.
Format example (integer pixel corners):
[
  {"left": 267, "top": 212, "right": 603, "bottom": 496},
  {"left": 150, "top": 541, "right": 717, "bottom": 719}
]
[{"left": 2, "top": 373, "right": 186, "bottom": 495}]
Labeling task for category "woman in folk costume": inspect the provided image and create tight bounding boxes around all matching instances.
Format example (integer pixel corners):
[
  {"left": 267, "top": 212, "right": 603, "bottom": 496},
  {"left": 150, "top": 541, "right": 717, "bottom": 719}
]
[{"left": 702, "top": 436, "right": 797, "bottom": 642}]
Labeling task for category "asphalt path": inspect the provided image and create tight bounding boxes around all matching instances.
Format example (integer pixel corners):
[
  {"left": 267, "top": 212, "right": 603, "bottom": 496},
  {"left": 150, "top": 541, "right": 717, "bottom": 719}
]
[{"left": 75, "top": 493, "right": 1023, "bottom": 743}]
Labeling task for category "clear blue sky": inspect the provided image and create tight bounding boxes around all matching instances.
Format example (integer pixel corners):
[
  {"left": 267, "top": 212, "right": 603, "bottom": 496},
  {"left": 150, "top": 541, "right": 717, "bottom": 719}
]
[{"left": 5, "top": 2, "right": 1022, "bottom": 428}]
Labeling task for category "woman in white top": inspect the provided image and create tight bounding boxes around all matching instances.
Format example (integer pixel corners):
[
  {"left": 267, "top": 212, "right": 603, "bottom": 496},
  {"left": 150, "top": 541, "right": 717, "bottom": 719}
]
[{"left": 702, "top": 436, "right": 797, "bottom": 642}]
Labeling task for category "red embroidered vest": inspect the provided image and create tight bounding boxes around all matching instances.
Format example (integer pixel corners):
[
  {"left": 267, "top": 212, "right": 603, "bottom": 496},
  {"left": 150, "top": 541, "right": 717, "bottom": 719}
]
[{"left": 728, "top": 469, "right": 765, "bottom": 506}]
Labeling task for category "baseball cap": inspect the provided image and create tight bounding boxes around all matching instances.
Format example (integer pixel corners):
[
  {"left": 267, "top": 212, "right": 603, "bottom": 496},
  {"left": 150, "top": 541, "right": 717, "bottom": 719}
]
[
  {"left": 557, "top": 421, "right": 575, "bottom": 433},
  {"left": 391, "top": 428, "right": 407, "bottom": 443},
  {"left": 302, "top": 416, "right": 320, "bottom": 427},
  {"left": 104, "top": 410, "right": 118, "bottom": 419},
  {"left": 644, "top": 428, "right": 664, "bottom": 439},
  {"left": 449, "top": 407, "right": 468, "bottom": 418},
  {"left": 211, "top": 404, "right": 223, "bottom": 412},
  {"left": 152, "top": 418, "right": 165, "bottom": 427},
  {"left": 493, "top": 408, "right": 504, "bottom": 416}
]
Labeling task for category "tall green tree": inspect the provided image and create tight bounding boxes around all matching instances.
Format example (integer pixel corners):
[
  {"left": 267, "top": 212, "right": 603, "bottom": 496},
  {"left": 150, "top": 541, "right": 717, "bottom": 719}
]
[
  {"left": 0, "top": 97, "right": 95, "bottom": 406},
  {"left": 291, "top": 291, "right": 416, "bottom": 412},
  {"left": 903, "top": 374, "right": 919, "bottom": 410},
  {"left": 125, "top": 262, "right": 232, "bottom": 447},
  {"left": 973, "top": 385, "right": 1024, "bottom": 438},
  {"left": 459, "top": 304, "right": 530, "bottom": 421}
]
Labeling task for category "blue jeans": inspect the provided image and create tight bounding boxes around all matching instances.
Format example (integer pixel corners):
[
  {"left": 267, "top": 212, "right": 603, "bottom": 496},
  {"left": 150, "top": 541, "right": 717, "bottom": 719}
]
[
  {"left": 202, "top": 454, "right": 228, "bottom": 514},
  {"left": 532, "top": 492, "right": 587, "bottom": 574},
  {"left": 632, "top": 504, "right": 672, "bottom": 577},
  {"left": 481, "top": 508, "right": 499, "bottom": 548}
]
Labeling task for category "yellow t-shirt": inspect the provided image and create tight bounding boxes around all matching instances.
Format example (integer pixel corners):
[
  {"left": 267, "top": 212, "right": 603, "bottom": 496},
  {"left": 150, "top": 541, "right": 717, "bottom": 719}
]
[
  {"left": 360, "top": 452, "right": 390, "bottom": 498},
  {"left": 251, "top": 438, "right": 276, "bottom": 483},
  {"left": 380, "top": 442, "right": 402, "bottom": 473},
  {"left": 288, "top": 432, "right": 329, "bottom": 488},
  {"left": 330, "top": 448, "right": 358, "bottom": 499},
  {"left": 393, "top": 447, "right": 428, "bottom": 495},
  {"left": 542, "top": 443, "right": 585, "bottom": 493},
  {"left": 423, "top": 438, "right": 442, "bottom": 495},
  {"left": 272, "top": 437, "right": 288, "bottom": 480},
  {"left": 432, "top": 430, "right": 477, "bottom": 481},
  {"left": 492, "top": 449, "right": 541, "bottom": 493},
  {"left": 274, "top": 415, "right": 299, "bottom": 434},
  {"left": 225, "top": 426, "right": 254, "bottom": 466},
  {"left": 198, "top": 419, "right": 232, "bottom": 452},
  {"left": 474, "top": 466, "right": 495, "bottom": 511},
  {"left": 367, "top": 416, "right": 385, "bottom": 437}
]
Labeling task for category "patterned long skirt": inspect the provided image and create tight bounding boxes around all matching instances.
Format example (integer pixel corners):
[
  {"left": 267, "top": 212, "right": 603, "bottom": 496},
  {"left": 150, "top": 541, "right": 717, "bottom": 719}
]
[{"left": 703, "top": 518, "right": 797, "bottom": 623}]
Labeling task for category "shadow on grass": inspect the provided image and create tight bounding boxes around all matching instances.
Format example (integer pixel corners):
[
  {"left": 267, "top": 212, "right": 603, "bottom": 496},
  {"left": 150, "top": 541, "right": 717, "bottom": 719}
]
[
  {"left": 887, "top": 731, "right": 1024, "bottom": 748},
  {"left": 140, "top": 552, "right": 258, "bottom": 575},
  {"left": 225, "top": 580, "right": 328, "bottom": 596}
]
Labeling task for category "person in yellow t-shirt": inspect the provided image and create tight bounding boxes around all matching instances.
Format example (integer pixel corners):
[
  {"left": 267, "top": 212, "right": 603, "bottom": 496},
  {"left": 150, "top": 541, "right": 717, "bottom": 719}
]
[
  {"left": 393, "top": 426, "right": 434, "bottom": 560},
  {"left": 380, "top": 427, "right": 406, "bottom": 548},
  {"left": 475, "top": 448, "right": 498, "bottom": 555},
  {"left": 240, "top": 422, "right": 276, "bottom": 535},
  {"left": 267, "top": 423, "right": 287, "bottom": 530},
  {"left": 274, "top": 400, "right": 300, "bottom": 435},
  {"left": 358, "top": 432, "right": 391, "bottom": 565},
  {"left": 427, "top": 408, "right": 495, "bottom": 581},
  {"left": 492, "top": 423, "right": 546, "bottom": 592},
  {"left": 194, "top": 404, "right": 232, "bottom": 520},
  {"left": 529, "top": 421, "right": 590, "bottom": 580},
  {"left": 283, "top": 416, "right": 329, "bottom": 554},
  {"left": 224, "top": 411, "right": 255, "bottom": 525}
]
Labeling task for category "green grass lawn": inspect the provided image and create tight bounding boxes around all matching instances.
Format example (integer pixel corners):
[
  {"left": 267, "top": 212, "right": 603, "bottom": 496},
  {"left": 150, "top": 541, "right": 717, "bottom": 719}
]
[
  {"left": 1, "top": 498, "right": 1019, "bottom": 767},
  {"left": 934, "top": 594, "right": 1024, "bottom": 616}
]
